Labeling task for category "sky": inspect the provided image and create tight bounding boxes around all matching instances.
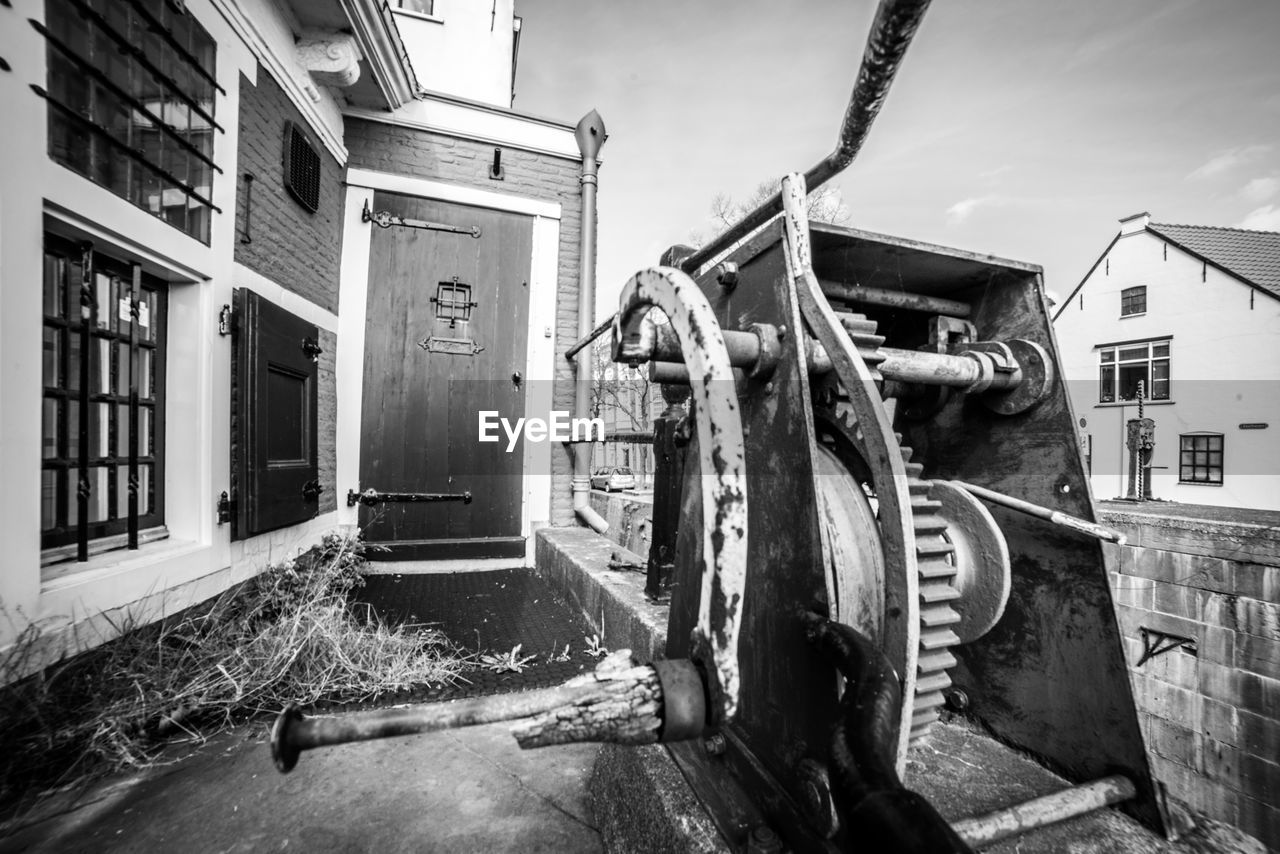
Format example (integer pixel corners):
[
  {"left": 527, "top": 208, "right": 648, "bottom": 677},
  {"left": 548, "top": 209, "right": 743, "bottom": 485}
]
[{"left": 512, "top": 0, "right": 1280, "bottom": 318}]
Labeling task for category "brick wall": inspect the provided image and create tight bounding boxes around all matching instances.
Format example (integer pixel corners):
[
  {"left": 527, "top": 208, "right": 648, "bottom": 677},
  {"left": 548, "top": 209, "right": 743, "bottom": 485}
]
[
  {"left": 1102, "top": 505, "right": 1279, "bottom": 849},
  {"left": 235, "top": 67, "right": 344, "bottom": 313},
  {"left": 344, "top": 118, "right": 582, "bottom": 525}
]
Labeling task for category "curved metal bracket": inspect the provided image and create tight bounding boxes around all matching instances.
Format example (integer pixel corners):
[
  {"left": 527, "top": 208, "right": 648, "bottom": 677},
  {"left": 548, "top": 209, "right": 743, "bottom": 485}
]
[
  {"left": 781, "top": 172, "right": 919, "bottom": 777},
  {"left": 614, "top": 267, "right": 748, "bottom": 725}
]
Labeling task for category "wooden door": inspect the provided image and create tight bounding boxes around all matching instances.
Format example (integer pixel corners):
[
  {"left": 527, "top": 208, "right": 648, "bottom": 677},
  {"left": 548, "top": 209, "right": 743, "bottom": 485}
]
[{"left": 359, "top": 193, "right": 533, "bottom": 559}]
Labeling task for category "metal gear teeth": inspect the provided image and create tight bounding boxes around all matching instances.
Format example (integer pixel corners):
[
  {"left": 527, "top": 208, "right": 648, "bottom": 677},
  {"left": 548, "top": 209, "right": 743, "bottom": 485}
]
[
  {"left": 897, "top": 433, "right": 961, "bottom": 743},
  {"left": 834, "top": 311, "right": 886, "bottom": 381},
  {"left": 818, "top": 311, "right": 961, "bottom": 743}
]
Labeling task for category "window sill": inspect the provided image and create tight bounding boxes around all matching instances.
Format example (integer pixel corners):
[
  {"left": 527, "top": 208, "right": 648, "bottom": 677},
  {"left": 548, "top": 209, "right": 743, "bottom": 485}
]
[
  {"left": 1176, "top": 481, "right": 1223, "bottom": 487},
  {"left": 41, "top": 526, "right": 170, "bottom": 572},
  {"left": 1119, "top": 313, "right": 1146, "bottom": 319},
  {"left": 391, "top": 9, "right": 444, "bottom": 24},
  {"left": 40, "top": 531, "right": 204, "bottom": 592},
  {"left": 1094, "top": 400, "right": 1175, "bottom": 409}
]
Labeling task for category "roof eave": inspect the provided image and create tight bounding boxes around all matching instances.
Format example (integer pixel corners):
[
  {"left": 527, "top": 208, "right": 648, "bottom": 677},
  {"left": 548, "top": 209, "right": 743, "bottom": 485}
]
[{"left": 340, "top": 0, "right": 422, "bottom": 110}]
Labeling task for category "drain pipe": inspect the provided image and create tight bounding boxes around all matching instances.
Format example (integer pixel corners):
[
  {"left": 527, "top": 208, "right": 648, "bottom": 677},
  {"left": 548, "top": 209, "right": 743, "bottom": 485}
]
[{"left": 572, "top": 109, "right": 609, "bottom": 534}]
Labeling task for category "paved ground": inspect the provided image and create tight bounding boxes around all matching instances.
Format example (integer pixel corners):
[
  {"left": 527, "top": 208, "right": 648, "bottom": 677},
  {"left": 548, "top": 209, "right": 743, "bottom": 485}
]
[{"left": 1, "top": 720, "right": 602, "bottom": 854}]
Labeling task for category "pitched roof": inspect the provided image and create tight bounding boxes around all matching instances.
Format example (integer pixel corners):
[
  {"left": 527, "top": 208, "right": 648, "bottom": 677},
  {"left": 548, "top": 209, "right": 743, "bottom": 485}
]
[{"left": 1147, "top": 222, "right": 1280, "bottom": 299}]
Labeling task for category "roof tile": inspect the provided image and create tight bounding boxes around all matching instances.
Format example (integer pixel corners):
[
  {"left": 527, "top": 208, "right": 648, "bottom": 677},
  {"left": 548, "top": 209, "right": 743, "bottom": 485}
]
[{"left": 1148, "top": 222, "right": 1280, "bottom": 299}]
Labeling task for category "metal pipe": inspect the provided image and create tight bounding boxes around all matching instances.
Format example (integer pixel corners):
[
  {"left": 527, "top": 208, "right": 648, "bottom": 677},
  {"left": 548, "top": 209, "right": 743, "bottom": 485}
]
[
  {"left": 572, "top": 110, "right": 610, "bottom": 534},
  {"left": 821, "top": 279, "right": 970, "bottom": 317},
  {"left": 678, "top": 0, "right": 933, "bottom": 276},
  {"left": 565, "top": 313, "right": 614, "bottom": 362},
  {"left": 951, "top": 481, "right": 1127, "bottom": 545},
  {"left": 952, "top": 776, "right": 1136, "bottom": 849},
  {"left": 272, "top": 685, "right": 596, "bottom": 771}
]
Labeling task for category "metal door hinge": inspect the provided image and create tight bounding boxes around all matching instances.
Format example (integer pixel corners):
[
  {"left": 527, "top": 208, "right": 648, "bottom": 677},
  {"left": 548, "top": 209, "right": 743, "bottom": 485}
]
[
  {"left": 302, "top": 480, "right": 323, "bottom": 502},
  {"left": 361, "top": 199, "right": 481, "bottom": 238},
  {"left": 301, "top": 337, "right": 323, "bottom": 361}
]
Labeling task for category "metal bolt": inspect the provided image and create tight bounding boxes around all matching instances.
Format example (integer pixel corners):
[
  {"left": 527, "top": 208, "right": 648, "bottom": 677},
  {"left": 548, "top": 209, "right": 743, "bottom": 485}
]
[
  {"left": 715, "top": 262, "right": 739, "bottom": 290},
  {"left": 703, "top": 732, "right": 727, "bottom": 757},
  {"left": 795, "top": 759, "right": 839, "bottom": 838},
  {"left": 944, "top": 687, "right": 970, "bottom": 712},
  {"left": 746, "top": 825, "right": 783, "bottom": 854}
]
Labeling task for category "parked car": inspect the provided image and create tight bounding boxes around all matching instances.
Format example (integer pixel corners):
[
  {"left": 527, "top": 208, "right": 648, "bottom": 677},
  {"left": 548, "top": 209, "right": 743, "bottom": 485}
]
[{"left": 590, "top": 466, "right": 636, "bottom": 492}]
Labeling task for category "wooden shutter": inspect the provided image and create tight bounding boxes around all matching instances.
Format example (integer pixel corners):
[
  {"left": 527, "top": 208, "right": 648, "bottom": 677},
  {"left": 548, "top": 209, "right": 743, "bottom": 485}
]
[{"left": 232, "top": 290, "right": 320, "bottom": 538}]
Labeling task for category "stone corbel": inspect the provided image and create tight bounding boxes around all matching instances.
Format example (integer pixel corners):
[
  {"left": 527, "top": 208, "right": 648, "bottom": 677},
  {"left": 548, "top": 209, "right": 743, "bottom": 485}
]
[{"left": 296, "top": 32, "right": 363, "bottom": 89}]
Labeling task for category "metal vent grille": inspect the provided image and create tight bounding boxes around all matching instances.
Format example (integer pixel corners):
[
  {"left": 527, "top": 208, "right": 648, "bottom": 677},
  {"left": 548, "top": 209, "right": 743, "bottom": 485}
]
[{"left": 282, "top": 121, "right": 320, "bottom": 214}]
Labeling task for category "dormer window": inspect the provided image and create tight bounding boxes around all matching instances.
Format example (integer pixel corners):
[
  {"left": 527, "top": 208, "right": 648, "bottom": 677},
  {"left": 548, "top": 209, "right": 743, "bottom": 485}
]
[{"left": 1120, "top": 286, "right": 1146, "bottom": 317}]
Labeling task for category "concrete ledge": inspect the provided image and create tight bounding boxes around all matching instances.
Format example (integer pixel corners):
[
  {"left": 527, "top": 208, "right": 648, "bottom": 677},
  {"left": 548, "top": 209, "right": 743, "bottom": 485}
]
[
  {"left": 589, "top": 490, "right": 654, "bottom": 555},
  {"left": 589, "top": 744, "right": 728, "bottom": 854},
  {"left": 534, "top": 527, "right": 667, "bottom": 663}
]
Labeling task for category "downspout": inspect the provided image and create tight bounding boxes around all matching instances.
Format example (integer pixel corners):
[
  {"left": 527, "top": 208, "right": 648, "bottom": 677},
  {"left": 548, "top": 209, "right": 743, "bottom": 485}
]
[{"left": 572, "top": 109, "right": 609, "bottom": 533}]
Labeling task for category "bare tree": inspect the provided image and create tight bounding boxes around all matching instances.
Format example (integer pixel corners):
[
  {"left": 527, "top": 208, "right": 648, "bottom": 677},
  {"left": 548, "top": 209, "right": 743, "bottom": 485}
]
[
  {"left": 590, "top": 340, "right": 654, "bottom": 433},
  {"left": 690, "top": 182, "right": 850, "bottom": 247}
]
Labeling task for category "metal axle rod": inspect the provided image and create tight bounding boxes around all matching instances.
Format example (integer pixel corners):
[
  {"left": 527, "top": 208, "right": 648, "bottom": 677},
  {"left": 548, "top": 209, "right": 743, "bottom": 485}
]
[
  {"left": 821, "top": 279, "right": 971, "bottom": 317},
  {"left": 952, "top": 481, "right": 1126, "bottom": 545},
  {"left": 650, "top": 332, "right": 1020, "bottom": 394},
  {"left": 952, "top": 775, "right": 1136, "bottom": 848}
]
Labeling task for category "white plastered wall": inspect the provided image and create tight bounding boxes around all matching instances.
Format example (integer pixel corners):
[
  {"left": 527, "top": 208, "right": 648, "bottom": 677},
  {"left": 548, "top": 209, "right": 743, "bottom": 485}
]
[
  {"left": 0, "top": 0, "right": 352, "bottom": 671},
  {"left": 339, "top": 169, "right": 561, "bottom": 569}
]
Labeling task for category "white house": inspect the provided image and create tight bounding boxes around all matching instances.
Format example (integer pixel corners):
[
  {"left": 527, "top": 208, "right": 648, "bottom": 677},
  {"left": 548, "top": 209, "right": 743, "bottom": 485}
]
[
  {"left": 1053, "top": 212, "right": 1280, "bottom": 510},
  {"left": 0, "top": 0, "right": 592, "bottom": 677}
]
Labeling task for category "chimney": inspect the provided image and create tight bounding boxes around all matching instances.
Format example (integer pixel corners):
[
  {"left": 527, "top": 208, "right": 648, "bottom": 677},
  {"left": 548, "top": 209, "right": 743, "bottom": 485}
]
[{"left": 1119, "top": 211, "right": 1150, "bottom": 236}]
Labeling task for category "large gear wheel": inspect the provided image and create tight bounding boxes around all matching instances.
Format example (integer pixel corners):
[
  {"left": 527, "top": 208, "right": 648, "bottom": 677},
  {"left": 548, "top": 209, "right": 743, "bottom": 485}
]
[{"left": 813, "top": 310, "right": 963, "bottom": 744}]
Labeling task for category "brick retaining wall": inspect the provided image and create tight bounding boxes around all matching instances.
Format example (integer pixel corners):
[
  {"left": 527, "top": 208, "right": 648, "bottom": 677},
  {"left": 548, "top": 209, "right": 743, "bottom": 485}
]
[{"left": 1102, "top": 504, "right": 1279, "bottom": 849}]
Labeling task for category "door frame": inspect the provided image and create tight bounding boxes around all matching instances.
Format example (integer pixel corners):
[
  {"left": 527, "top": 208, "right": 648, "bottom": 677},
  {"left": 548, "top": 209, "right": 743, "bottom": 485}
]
[{"left": 337, "top": 168, "right": 561, "bottom": 568}]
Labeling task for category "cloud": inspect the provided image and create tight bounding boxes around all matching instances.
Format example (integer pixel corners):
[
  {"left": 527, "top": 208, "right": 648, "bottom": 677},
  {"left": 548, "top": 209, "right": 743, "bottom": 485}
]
[
  {"left": 945, "top": 196, "right": 994, "bottom": 225},
  {"left": 1188, "top": 145, "right": 1271, "bottom": 180},
  {"left": 1238, "top": 205, "right": 1280, "bottom": 232},
  {"left": 1240, "top": 176, "right": 1280, "bottom": 203}
]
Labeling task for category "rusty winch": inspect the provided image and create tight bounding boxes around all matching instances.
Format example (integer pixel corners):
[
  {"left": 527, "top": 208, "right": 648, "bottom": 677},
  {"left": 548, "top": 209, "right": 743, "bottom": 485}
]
[{"left": 269, "top": 2, "right": 1166, "bottom": 850}]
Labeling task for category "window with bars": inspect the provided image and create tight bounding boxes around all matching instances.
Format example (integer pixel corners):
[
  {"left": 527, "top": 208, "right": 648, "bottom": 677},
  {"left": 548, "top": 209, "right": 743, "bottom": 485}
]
[
  {"left": 1179, "top": 434, "right": 1223, "bottom": 485},
  {"left": 40, "top": 0, "right": 221, "bottom": 243},
  {"left": 1120, "top": 286, "right": 1146, "bottom": 316},
  {"left": 432, "top": 280, "right": 475, "bottom": 327},
  {"left": 41, "top": 234, "right": 167, "bottom": 563},
  {"left": 1098, "top": 340, "right": 1170, "bottom": 403}
]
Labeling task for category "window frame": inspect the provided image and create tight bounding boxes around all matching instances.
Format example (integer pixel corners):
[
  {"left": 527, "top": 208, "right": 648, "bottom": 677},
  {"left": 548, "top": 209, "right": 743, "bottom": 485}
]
[
  {"left": 1097, "top": 339, "right": 1170, "bottom": 403},
  {"left": 41, "top": 233, "right": 168, "bottom": 562},
  {"left": 40, "top": 0, "right": 222, "bottom": 243},
  {"left": 1179, "top": 433, "right": 1224, "bottom": 485},
  {"left": 1120, "top": 286, "right": 1147, "bottom": 317}
]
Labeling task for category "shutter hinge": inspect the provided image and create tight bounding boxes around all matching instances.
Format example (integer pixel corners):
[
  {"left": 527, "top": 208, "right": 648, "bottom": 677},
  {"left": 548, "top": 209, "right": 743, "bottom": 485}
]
[
  {"left": 219, "top": 304, "right": 234, "bottom": 336},
  {"left": 301, "top": 337, "right": 323, "bottom": 362},
  {"left": 217, "top": 490, "right": 233, "bottom": 525}
]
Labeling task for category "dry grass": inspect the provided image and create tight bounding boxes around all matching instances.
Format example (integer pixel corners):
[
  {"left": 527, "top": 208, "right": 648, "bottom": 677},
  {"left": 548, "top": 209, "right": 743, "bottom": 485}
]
[{"left": 0, "top": 531, "right": 470, "bottom": 813}]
